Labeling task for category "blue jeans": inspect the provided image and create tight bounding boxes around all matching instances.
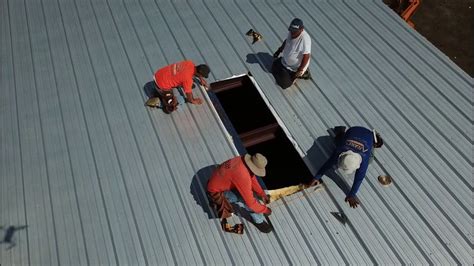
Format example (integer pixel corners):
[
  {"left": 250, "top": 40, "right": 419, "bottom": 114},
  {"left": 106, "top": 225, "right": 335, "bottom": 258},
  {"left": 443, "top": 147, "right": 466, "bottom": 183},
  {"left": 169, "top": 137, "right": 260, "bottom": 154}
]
[{"left": 224, "top": 191, "right": 265, "bottom": 224}]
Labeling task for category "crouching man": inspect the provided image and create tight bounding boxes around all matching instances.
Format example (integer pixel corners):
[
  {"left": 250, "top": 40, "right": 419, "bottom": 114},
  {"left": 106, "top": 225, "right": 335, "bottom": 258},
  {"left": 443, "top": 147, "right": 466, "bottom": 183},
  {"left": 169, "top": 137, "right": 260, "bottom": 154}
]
[
  {"left": 207, "top": 153, "right": 273, "bottom": 233},
  {"left": 272, "top": 18, "right": 312, "bottom": 89},
  {"left": 307, "top": 126, "right": 384, "bottom": 208},
  {"left": 147, "top": 60, "right": 210, "bottom": 113}
]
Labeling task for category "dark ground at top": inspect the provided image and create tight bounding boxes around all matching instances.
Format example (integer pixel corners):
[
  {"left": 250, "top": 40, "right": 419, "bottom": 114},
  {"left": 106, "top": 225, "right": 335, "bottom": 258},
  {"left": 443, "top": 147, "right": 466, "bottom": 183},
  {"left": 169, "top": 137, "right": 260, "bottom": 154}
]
[{"left": 409, "top": 0, "right": 473, "bottom": 77}]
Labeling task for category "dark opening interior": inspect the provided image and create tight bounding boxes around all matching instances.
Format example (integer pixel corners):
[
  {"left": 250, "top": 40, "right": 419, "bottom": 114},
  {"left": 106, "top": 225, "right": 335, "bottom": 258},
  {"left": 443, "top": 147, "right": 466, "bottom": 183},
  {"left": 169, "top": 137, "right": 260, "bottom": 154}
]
[
  {"left": 211, "top": 77, "right": 275, "bottom": 134},
  {"left": 210, "top": 75, "right": 313, "bottom": 189}
]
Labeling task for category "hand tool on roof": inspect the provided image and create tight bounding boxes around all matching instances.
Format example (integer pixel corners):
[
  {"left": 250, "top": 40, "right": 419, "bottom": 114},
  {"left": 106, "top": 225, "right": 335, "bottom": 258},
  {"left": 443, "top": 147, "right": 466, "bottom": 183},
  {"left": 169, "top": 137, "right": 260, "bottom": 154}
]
[
  {"left": 331, "top": 212, "right": 348, "bottom": 225},
  {"left": 246, "top": 29, "right": 263, "bottom": 44},
  {"left": 378, "top": 175, "right": 393, "bottom": 187}
]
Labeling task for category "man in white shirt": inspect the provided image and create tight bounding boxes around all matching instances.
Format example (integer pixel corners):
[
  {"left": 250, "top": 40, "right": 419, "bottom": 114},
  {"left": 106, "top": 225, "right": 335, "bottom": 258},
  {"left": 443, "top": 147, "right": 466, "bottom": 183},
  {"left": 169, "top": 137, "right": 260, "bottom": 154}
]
[{"left": 272, "top": 18, "right": 312, "bottom": 89}]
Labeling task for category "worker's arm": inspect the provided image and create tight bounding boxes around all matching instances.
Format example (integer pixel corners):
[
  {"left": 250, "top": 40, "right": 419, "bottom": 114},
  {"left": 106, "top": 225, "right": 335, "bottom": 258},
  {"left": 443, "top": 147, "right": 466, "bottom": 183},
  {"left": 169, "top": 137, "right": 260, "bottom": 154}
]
[
  {"left": 236, "top": 177, "right": 269, "bottom": 214},
  {"left": 344, "top": 157, "right": 368, "bottom": 208},
  {"left": 295, "top": 53, "right": 310, "bottom": 77},
  {"left": 314, "top": 151, "right": 338, "bottom": 180},
  {"left": 347, "top": 158, "right": 369, "bottom": 197},
  {"left": 273, "top": 40, "right": 286, "bottom": 58},
  {"left": 183, "top": 78, "right": 202, "bottom": 105},
  {"left": 250, "top": 175, "right": 268, "bottom": 200}
]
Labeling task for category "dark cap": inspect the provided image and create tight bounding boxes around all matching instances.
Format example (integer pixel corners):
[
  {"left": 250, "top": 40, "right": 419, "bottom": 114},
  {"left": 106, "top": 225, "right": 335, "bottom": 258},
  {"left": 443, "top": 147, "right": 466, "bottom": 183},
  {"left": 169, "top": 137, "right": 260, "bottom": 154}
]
[
  {"left": 288, "top": 18, "right": 304, "bottom": 32},
  {"left": 196, "top": 64, "right": 211, "bottom": 78}
]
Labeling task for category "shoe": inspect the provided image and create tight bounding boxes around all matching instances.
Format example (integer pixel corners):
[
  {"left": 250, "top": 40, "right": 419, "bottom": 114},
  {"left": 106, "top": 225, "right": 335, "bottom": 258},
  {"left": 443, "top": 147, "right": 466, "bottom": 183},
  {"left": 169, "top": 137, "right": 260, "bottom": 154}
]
[{"left": 253, "top": 221, "right": 273, "bottom": 233}]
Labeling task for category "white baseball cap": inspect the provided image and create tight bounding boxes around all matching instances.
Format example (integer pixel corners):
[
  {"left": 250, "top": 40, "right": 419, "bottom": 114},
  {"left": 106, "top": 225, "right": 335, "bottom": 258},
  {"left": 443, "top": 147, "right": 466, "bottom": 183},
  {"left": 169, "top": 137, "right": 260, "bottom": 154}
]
[{"left": 338, "top": 150, "right": 362, "bottom": 174}]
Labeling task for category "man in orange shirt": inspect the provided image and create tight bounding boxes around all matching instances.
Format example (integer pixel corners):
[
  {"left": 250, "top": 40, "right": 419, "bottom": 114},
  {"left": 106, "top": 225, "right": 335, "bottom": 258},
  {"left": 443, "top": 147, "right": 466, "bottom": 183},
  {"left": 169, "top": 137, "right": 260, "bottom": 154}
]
[
  {"left": 207, "top": 153, "right": 273, "bottom": 233},
  {"left": 149, "top": 60, "right": 210, "bottom": 112}
]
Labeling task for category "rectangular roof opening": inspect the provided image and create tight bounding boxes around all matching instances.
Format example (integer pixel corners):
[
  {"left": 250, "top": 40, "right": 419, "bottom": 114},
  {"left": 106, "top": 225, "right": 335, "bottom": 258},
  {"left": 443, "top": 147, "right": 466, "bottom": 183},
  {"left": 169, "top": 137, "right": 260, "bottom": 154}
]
[{"left": 209, "top": 75, "right": 313, "bottom": 190}]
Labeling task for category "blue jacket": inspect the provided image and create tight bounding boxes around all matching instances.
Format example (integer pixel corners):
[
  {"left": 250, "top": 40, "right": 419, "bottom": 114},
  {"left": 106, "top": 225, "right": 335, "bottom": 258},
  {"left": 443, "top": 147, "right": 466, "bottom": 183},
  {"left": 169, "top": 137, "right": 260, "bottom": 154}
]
[{"left": 315, "top": 127, "right": 374, "bottom": 197}]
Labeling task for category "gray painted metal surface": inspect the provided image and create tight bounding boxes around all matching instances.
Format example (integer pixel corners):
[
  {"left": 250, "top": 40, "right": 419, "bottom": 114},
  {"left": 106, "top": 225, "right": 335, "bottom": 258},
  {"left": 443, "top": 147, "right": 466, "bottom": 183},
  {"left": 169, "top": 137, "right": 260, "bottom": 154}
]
[{"left": 1, "top": 0, "right": 472, "bottom": 265}]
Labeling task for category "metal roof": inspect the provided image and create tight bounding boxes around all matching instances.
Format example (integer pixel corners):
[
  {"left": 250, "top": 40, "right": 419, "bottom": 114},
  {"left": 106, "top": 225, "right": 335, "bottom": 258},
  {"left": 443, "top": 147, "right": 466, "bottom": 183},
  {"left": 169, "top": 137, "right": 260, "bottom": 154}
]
[{"left": 1, "top": 0, "right": 472, "bottom": 264}]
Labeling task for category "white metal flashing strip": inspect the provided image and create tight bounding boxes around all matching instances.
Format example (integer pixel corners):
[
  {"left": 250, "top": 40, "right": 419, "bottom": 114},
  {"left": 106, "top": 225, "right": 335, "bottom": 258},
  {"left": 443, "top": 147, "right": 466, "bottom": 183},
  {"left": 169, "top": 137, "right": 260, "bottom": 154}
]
[
  {"left": 214, "top": 73, "right": 248, "bottom": 82},
  {"left": 199, "top": 83, "right": 240, "bottom": 156}
]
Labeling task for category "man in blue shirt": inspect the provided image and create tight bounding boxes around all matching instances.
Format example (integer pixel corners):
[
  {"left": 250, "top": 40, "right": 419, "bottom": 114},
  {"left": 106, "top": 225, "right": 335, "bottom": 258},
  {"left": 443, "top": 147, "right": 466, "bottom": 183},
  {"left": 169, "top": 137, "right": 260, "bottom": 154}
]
[{"left": 307, "top": 126, "right": 384, "bottom": 208}]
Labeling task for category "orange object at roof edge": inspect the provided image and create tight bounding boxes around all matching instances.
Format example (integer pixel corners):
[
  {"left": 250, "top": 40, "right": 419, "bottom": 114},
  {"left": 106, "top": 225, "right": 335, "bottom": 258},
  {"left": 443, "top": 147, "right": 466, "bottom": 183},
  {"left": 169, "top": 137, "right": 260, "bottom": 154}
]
[{"left": 401, "top": 0, "right": 421, "bottom": 28}]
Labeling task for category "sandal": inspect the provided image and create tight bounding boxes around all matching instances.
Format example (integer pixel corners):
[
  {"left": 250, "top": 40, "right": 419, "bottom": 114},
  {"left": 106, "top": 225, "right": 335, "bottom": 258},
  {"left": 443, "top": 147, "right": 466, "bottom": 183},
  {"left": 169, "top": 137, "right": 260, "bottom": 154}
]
[{"left": 221, "top": 219, "right": 244, "bottom": 234}]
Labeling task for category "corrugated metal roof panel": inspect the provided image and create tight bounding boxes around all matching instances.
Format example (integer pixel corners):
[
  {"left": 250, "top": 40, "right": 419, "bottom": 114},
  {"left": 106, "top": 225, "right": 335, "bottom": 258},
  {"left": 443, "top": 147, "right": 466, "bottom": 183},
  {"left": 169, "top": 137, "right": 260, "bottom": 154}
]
[{"left": 1, "top": 0, "right": 472, "bottom": 265}]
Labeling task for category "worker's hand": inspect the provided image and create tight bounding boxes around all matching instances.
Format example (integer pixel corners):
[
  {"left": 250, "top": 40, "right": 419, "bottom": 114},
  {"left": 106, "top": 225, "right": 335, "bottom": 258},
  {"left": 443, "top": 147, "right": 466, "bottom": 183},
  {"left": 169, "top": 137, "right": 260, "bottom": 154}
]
[
  {"left": 374, "top": 133, "right": 384, "bottom": 148},
  {"left": 263, "top": 195, "right": 271, "bottom": 204},
  {"left": 198, "top": 77, "right": 209, "bottom": 89},
  {"left": 273, "top": 50, "right": 280, "bottom": 59},
  {"left": 189, "top": 98, "right": 203, "bottom": 105},
  {"left": 345, "top": 196, "right": 360, "bottom": 208},
  {"left": 264, "top": 207, "right": 272, "bottom": 216},
  {"left": 295, "top": 69, "right": 304, "bottom": 78}
]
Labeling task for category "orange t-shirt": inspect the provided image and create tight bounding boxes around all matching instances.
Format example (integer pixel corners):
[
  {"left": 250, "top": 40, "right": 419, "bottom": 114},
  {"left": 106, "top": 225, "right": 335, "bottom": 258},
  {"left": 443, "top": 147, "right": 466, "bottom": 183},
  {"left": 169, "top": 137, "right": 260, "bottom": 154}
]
[
  {"left": 207, "top": 156, "right": 268, "bottom": 214},
  {"left": 154, "top": 60, "right": 195, "bottom": 93}
]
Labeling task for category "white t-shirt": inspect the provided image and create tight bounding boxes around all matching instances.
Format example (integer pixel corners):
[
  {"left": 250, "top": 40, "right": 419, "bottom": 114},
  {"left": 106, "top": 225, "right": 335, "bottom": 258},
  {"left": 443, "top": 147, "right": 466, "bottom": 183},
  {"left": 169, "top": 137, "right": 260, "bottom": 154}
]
[{"left": 282, "top": 30, "right": 311, "bottom": 72}]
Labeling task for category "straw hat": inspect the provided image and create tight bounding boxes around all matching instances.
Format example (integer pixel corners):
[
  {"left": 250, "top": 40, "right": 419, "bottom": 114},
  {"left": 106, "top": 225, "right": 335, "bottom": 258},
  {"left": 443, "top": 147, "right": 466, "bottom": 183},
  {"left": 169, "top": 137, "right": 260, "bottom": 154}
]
[
  {"left": 338, "top": 150, "right": 362, "bottom": 174},
  {"left": 244, "top": 153, "right": 267, "bottom": 177}
]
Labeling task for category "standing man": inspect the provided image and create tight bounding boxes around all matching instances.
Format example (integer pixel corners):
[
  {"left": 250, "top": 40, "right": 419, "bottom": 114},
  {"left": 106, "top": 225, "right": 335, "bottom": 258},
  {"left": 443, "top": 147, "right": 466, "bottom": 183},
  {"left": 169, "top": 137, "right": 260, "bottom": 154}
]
[
  {"left": 307, "top": 126, "right": 384, "bottom": 208},
  {"left": 147, "top": 60, "right": 210, "bottom": 113},
  {"left": 207, "top": 153, "right": 273, "bottom": 233},
  {"left": 272, "top": 18, "right": 312, "bottom": 89}
]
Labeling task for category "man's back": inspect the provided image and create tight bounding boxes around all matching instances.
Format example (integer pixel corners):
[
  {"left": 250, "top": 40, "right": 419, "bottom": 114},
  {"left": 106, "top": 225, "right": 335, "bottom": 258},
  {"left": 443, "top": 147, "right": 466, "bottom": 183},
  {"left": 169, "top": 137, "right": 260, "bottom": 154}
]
[
  {"left": 208, "top": 156, "right": 248, "bottom": 193},
  {"left": 338, "top": 127, "right": 374, "bottom": 160},
  {"left": 207, "top": 156, "right": 268, "bottom": 214},
  {"left": 154, "top": 60, "right": 195, "bottom": 92}
]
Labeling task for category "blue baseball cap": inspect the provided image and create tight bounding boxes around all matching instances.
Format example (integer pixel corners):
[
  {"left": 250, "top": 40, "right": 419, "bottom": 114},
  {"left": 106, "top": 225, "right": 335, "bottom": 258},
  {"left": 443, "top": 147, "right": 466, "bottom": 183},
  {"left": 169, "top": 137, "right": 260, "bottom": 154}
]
[{"left": 288, "top": 18, "right": 304, "bottom": 32}]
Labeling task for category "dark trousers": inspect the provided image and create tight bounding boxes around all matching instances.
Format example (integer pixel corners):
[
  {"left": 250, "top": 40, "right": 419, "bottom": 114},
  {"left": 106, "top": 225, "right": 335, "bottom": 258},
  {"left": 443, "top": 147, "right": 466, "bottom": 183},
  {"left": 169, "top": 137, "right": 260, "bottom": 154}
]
[{"left": 271, "top": 57, "right": 296, "bottom": 89}]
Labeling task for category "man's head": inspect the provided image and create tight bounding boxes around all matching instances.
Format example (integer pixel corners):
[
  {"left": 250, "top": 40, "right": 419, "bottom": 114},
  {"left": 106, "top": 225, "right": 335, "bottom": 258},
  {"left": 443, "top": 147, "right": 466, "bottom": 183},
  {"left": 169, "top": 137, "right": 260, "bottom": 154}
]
[
  {"left": 244, "top": 153, "right": 267, "bottom": 177},
  {"left": 337, "top": 150, "right": 362, "bottom": 175},
  {"left": 288, "top": 18, "right": 304, "bottom": 38},
  {"left": 195, "top": 64, "right": 211, "bottom": 78}
]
